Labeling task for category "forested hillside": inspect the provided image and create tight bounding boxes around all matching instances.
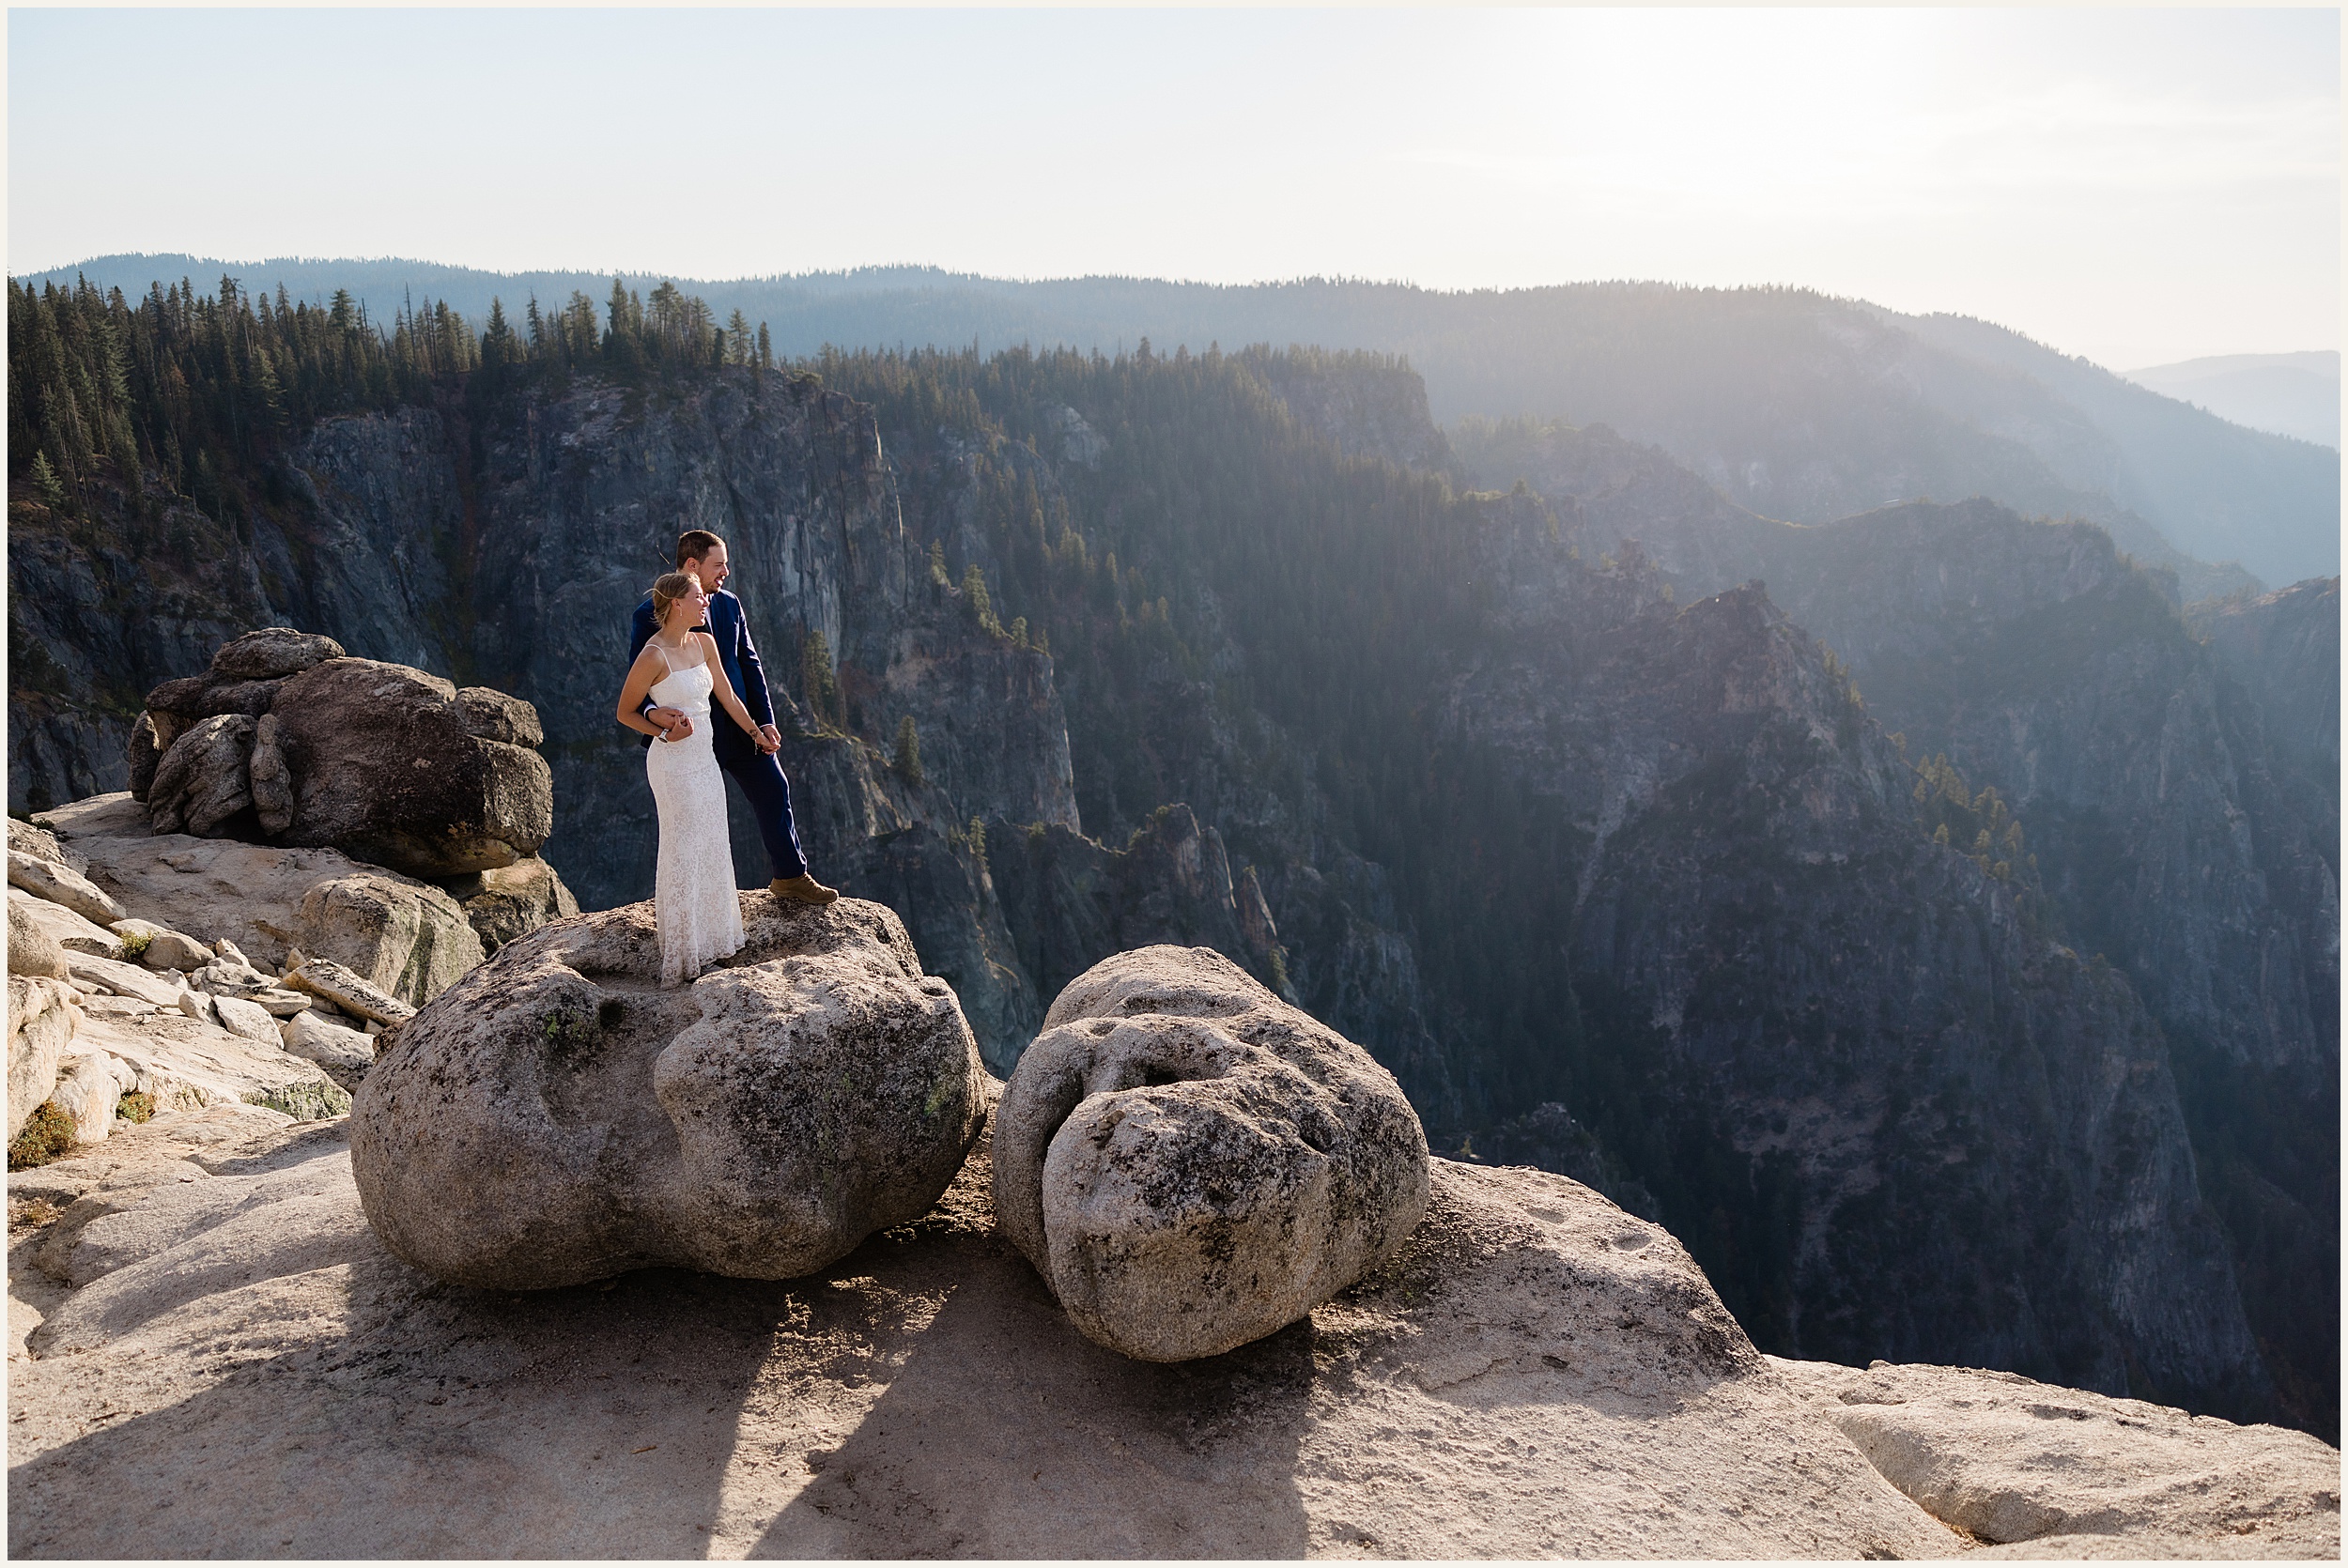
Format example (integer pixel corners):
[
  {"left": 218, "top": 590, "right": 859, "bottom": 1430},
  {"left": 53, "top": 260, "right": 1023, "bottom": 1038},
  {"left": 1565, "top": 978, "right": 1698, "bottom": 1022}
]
[
  {"left": 34, "top": 256, "right": 2340, "bottom": 589},
  {"left": 8, "top": 270, "right": 2334, "bottom": 1439}
]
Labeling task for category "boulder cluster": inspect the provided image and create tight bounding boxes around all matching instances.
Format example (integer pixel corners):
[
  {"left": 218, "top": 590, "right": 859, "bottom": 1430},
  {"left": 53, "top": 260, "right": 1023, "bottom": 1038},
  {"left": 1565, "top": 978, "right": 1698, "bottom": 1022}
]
[
  {"left": 130, "top": 628, "right": 551, "bottom": 878},
  {"left": 8, "top": 629, "right": 576, "bottom": 1172},
  {"left": 348, "top": 928, "right": 1429, "bottom": 1367}
]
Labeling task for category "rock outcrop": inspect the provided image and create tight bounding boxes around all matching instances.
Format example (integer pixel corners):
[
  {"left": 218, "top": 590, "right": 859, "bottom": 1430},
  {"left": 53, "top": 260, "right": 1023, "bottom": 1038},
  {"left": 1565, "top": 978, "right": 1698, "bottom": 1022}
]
[
  {"left": 995, "top": 946, "right": 1429, "bottom": 1361},
  {"left": 133, "top": 631, "right": 554, "bottom": 879},
  {"left": 352, "top": 897, "right": 987, "bottom": 1289},
  {"left": 7, "top": 980, "right": 81, "bottom": 1139},
  {"left": 1773, "top": 1357, "right": 2342, "bottom": 1556},
  {"left": 7, "top": 899, "right": 75, "bottom": 977},
  {"left": 5, "top": 849, "right": 123, "bottom": 930},
  {"left": 8, "top": 1106, "right": 2334, "bottom": 1558},
  {"left": 2194, "top": 575, "right": 2340, "bottom": 803},
  {"left": 34, "top": 794, "right": 485, "bottom": 1006}
]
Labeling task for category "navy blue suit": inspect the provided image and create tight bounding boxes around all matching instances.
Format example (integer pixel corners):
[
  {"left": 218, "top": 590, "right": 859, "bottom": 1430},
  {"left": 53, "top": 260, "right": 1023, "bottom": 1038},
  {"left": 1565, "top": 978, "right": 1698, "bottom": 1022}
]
[{"left": 630, "top": 589, "right": 808, "bottom": 881}]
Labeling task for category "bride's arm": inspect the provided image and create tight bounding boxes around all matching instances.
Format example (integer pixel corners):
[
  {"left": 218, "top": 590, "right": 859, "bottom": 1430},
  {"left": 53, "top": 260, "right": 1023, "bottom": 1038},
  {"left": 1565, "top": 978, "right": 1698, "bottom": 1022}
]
[
  {"left": 699, "top": 635, "right": 779, "bottom": 751},
  {"left": 616, "top": 649, "right": 684, "bottom": 740}
]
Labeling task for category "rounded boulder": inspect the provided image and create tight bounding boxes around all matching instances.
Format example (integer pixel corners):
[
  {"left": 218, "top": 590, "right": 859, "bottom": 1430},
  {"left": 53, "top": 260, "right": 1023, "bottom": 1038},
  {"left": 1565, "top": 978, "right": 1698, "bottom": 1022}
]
[
  {"left": 351, "top": 896, "right": 988, "bottom": 1289},
  {"left": 993, "top": 945, "right": 1430, "bottom": 1362}
]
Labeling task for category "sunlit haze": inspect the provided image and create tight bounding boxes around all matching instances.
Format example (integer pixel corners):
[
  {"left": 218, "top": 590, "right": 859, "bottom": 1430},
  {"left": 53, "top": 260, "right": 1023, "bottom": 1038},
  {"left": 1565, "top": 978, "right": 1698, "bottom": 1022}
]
[{"left": 8, "top": 7, "right": 2338, "bottom": 368}]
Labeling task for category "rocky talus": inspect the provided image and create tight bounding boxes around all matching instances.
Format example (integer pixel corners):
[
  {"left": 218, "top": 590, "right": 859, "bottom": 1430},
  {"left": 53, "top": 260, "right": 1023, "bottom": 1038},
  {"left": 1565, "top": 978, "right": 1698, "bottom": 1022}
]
[
  {"left": 11, "top": 1099, "right": 2336, "bottom": 1558},
  {"left": 7, "top": 652, "right": 577, "bottom": 1174}
]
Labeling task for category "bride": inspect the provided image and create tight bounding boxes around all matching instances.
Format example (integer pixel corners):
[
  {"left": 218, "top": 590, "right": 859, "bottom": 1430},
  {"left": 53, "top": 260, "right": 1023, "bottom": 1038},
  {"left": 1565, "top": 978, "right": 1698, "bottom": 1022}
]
[{"left": 615, "top": 569, "right": 783, "bottom": 985}]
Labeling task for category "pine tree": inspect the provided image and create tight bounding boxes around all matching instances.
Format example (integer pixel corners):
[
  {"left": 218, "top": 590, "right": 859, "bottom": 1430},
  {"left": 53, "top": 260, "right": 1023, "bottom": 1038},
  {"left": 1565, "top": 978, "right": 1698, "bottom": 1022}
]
[
  {"left": 962, "top": 562, "right": 1001, "bottom": 635},
  {"left": 893, "top": 715, "right": 923, "bottom": 785},
  {"left": 29, "top": 450, "right": 66, "bottom": 512},
  {"left": 800, "top": 629, "right": 842, "bottom": 730}
]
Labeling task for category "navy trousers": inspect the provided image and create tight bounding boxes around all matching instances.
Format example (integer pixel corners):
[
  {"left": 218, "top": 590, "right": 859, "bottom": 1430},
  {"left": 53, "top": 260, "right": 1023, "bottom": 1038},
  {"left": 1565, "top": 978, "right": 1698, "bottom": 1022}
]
[{"left": 714, "top": 730, "right": 809, "bottom": 882}]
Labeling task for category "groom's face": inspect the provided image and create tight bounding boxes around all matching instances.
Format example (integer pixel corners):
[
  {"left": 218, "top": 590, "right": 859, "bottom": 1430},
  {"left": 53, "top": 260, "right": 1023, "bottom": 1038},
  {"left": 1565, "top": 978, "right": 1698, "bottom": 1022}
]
[{"left": 685, "top": 543, "right": 730, "bottom": 600}]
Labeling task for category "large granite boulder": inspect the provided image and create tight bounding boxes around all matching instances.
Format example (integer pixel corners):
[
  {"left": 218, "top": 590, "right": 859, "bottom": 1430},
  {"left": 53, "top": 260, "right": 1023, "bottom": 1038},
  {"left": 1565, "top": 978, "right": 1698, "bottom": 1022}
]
[
  {"left": 131, "top": 630, "right": 553, "bottom": 879},
  {"left": 265, "top": 658, "right": 552, "bottom": 876},
  {"left": 993, "top": 945, "right": 1429, "bottom": 1361},
  {"left": 146, "top": 715, "right": 257, "bottom": 838},
  {"left": 351, "top": 896, "right": 989, "bottom": 1289},
  {"left": 209, "top": 627, "right": 346, "bottom": 681},
  {"left": 295, "top": 873, "right": 484, "bottom": 1007}
]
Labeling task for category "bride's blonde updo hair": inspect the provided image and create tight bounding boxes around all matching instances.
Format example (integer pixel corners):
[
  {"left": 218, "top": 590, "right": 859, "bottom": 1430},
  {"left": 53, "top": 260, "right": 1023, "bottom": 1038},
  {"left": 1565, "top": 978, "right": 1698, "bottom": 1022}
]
[{"left": 651, "top": 569, "right": 703, "bottom": 626}]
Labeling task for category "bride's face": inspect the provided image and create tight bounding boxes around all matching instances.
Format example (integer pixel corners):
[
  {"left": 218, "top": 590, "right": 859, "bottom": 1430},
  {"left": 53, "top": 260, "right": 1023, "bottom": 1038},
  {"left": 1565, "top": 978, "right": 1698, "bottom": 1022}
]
[{"left": 666, "top": 577, "right": 710, "bottom": 631}]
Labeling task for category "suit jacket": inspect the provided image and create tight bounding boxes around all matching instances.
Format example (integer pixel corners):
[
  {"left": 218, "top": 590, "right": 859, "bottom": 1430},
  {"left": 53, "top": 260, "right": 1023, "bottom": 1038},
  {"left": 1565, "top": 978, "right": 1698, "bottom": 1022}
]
[{"left": 628, "top": 589, "right": 776, "bottom": 751}]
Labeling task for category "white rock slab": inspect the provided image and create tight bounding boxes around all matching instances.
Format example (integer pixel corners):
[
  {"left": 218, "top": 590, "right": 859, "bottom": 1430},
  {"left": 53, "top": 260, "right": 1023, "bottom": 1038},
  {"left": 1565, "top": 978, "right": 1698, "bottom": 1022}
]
[
  {"left": 5, "top": 851, "right": 124, "bottom": 928},
  {"left": 8, "top": 889, "right": 124, "bottom": 961},
  {"left": 70, "top": 1010, "right": 348, "bottom": 1123},
  {"left": 62, "top": 955, "right": 190, "bottom": 1009},
  {"left": 209, "top": 995, "right": 281, "bottom": 1046},
  {"left": 1771, "top": 1356, "right": 2341, "bottom": 1556}
]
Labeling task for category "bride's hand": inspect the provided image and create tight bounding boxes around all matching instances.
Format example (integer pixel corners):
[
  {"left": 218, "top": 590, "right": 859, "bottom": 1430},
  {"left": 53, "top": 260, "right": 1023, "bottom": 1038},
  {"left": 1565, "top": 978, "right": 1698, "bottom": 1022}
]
[{"left": 660, "top": 713, "right": 695, "bottom": 742}]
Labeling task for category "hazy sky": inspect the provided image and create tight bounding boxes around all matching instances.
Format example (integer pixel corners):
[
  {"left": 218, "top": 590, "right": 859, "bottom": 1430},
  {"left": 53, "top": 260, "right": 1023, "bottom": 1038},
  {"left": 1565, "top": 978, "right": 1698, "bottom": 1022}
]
[{"left": 8, "top": 8, "right": 2338, "bottom": 368}]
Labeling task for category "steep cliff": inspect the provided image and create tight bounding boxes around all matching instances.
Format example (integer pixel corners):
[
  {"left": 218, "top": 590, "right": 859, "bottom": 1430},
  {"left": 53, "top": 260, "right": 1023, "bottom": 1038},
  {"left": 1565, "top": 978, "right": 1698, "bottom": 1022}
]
[
  {"left": 1451, "top": 424, "right": 2339, "bottom": 1435},
  {"left": 1428, "top": 498, "right": 2270, "bottom": 1417}
]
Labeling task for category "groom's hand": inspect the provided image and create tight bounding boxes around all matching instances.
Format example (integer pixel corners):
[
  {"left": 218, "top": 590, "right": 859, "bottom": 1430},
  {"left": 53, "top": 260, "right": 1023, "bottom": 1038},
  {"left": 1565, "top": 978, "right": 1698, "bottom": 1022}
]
[
  {"left": 756, "top": 724, "right": 781, "bottom": 755},
  {"left": 647, "top": 705, "right": 685, "bottom": 731}
]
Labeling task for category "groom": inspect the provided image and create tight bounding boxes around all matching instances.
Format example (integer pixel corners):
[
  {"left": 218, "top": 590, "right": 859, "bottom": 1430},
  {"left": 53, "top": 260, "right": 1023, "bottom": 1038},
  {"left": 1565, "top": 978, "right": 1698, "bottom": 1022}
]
[{"left": 630, "top": 529, "right": 839, "bottom": 906}]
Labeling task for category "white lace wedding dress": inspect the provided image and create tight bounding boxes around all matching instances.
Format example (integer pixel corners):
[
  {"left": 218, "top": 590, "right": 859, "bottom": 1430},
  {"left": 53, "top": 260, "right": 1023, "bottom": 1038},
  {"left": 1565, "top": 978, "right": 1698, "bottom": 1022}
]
[{"left": 645, "top": 641, "right": 745, "bottom": 985}]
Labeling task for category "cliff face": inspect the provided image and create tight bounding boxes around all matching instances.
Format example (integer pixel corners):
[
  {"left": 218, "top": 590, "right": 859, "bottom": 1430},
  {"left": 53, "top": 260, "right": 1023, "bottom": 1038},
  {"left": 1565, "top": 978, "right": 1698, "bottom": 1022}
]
[
  {"left": 1457, "top": 437, "right": 2337, "bottom": 1434},
  {"left": 1750, "top": 502, "right": 2335, "bottom": 1082},
  {"left": 1436, "top": 500, "right": 2269, "bottom": 1416},
  {"left": 1459, "top": 428, "right": 2334, "bottom": 1079},
  {"left": 2194, "top": 576, "right": 2341, "bottom": 807}
]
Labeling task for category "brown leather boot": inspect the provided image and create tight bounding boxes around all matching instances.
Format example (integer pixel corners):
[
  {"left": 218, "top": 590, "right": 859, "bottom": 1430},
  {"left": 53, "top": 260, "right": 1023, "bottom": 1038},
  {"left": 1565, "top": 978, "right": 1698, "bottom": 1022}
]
[{"left": 769, "top": 873, "right": 840, "bottom": 906}]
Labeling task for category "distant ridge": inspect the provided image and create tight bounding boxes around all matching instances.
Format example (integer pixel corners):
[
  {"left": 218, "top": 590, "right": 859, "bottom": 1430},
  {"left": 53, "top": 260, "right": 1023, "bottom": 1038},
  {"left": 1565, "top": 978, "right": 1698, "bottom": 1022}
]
[
  {"left": 2124, "top": 351, "right": 2340, "bottom": 450},
  {"left": 22, "top": 253, "right": 2338, "bottom": 587}
]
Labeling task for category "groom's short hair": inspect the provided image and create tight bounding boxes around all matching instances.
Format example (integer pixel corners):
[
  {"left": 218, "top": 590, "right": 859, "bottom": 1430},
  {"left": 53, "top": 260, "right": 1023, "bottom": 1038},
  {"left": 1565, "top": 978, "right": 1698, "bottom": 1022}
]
[{"left": 677, "top": 530, "right": 725, "bottom": 567}]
